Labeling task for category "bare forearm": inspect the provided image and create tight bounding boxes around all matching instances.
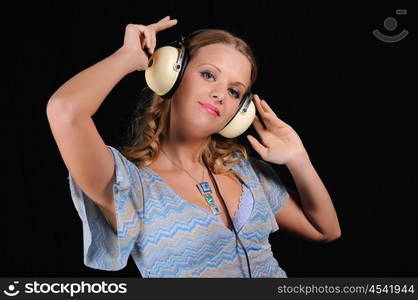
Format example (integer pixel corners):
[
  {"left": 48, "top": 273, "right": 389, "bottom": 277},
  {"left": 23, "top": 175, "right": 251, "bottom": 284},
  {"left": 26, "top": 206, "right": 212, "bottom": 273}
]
[
  {"left": 47, "top": 48, "right": 138, "bottom": 117},
  {"left": 286, "top": 154, "right": 341, "bottom": 239}
]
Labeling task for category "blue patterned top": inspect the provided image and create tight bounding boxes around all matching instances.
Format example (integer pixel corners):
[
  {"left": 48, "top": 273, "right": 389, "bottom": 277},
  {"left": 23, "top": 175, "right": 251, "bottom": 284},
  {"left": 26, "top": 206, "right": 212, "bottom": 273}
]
[{"left": 68, "top": 145, "right": 289, "bottom": 278}]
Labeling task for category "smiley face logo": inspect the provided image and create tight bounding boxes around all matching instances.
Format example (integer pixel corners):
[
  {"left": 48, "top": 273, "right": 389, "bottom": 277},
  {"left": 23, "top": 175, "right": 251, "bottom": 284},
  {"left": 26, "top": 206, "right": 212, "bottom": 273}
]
[
  {"left": 3, "top": 281, "right": 20, "bottom": 297},
  {"left": 373, "top": 9, "right": 408, "bottom": 43}
]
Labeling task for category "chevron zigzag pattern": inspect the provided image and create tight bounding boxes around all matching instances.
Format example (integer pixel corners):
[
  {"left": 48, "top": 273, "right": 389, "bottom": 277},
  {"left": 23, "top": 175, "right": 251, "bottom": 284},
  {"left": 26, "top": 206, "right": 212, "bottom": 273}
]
[{"left": 68, "top": 145, "right": 289, "bottom": 277}]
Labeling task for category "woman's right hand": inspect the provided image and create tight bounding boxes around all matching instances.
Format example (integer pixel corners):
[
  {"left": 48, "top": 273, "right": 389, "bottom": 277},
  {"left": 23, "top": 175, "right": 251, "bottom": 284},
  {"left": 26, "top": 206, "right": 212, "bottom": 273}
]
[{"left": 118, "top": 16, "right": 178, "bottom": 72}]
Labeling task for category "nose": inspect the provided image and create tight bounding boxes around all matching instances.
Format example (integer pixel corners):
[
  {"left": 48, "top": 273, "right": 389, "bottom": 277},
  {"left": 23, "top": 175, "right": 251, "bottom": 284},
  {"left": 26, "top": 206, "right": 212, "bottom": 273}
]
[{"left": 210, "top": 87, "right": 226, "bottom": 104}]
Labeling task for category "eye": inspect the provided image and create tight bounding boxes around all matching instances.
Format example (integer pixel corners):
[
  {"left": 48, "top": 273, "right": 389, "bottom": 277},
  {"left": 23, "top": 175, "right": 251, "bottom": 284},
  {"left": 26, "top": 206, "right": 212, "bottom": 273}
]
[
  {"left": 200, "top": 71, "right": 215, "bottom": 80},
  {"left": 229, "top": 88, "right": 241, "bottom": 99}
]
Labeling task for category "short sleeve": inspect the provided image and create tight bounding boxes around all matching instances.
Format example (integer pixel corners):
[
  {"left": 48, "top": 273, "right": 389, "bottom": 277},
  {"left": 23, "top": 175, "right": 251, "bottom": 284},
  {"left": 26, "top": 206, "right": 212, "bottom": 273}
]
[
  {"left": 249, "top": 157, "right": 289, "bottom": 215},
  {"left": 68, "top": 145, "right": 143, "bottom": 271}
]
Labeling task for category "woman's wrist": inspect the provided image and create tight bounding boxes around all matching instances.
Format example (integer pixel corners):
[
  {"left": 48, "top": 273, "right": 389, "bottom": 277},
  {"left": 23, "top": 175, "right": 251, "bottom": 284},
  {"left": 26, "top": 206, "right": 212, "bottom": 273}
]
[{"left": 113, "top": 47, "right": 142, "bottom": 75}]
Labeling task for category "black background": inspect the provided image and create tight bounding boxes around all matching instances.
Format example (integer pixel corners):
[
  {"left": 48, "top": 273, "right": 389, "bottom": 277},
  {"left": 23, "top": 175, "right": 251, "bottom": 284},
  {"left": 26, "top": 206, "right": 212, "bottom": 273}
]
[{"left": 2, "top": 0, "right": 416, "bottom": 277}]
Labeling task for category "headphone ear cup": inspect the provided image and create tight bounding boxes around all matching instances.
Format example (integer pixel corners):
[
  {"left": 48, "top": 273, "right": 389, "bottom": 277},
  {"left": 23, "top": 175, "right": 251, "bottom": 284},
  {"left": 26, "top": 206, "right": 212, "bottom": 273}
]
[
  {"left": 217, "top": 94, "right": 256, "bottom": 138},
  {"left": 145, "top": 46, "right": 182, "bottom": 96}
]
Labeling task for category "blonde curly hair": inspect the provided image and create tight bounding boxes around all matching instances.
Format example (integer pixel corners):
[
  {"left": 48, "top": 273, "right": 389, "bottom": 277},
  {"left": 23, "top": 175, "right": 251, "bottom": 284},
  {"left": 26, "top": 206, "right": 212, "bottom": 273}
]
[{"left": 121, "top": 29, "right": 258, "bottom": 177}]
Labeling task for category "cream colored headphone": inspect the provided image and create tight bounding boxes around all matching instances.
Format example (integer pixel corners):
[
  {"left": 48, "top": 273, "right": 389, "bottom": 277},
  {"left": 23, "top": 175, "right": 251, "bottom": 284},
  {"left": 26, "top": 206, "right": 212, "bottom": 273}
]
[{"left": 144, "top": 30, "right": 256, "bottom": 138}]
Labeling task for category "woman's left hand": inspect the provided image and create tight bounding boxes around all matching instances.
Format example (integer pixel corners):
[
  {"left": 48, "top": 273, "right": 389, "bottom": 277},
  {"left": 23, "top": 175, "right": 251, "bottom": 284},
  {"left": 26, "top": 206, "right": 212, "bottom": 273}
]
[{"left": 246, "top": 94, "right": 308, "bottom": 165}]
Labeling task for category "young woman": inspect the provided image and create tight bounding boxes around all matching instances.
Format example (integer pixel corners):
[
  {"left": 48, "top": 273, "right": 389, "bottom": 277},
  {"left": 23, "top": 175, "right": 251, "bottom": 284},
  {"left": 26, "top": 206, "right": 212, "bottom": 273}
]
[{"left": 46, "top": 16, "right": 340, "bottom": 278}]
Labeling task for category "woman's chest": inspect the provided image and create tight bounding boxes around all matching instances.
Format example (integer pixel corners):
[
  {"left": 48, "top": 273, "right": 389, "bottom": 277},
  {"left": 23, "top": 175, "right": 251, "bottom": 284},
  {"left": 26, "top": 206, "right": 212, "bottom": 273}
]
[{"left": 154, "top": 171, "right": 244, "bottom": 230}]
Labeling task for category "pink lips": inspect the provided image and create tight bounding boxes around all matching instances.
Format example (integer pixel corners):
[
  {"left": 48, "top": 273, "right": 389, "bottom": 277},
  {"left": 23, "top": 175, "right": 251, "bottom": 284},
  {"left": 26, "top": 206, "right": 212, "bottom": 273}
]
[{"left": 199, "top": 102, "right": 220, "bottom": 116}]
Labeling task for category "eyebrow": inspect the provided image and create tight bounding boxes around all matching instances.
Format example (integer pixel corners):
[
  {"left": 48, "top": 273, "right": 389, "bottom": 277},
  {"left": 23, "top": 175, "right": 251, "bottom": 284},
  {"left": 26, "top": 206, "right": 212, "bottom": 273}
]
[{"left": 198, "top": 63, "right": 247, "bottom": 90}]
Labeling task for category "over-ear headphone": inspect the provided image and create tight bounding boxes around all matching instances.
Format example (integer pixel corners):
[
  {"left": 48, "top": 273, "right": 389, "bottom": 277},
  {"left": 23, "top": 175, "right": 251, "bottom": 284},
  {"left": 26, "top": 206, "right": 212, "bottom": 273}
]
[{"left": 144, "top": 29, "right": 256, "bottom": 139}]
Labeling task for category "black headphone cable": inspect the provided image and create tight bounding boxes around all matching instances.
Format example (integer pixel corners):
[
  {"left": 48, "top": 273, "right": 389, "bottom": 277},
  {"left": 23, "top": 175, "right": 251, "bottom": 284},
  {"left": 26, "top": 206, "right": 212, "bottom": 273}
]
[{"left": 203, "top": 159, "right": 252, "bottom": 278}]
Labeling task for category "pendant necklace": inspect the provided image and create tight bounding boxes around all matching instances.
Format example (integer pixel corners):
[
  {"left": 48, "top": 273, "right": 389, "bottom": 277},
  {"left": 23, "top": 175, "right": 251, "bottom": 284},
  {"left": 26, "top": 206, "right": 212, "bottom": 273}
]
[{"left": 159, "top": 148, "right": 222, "bottom": 215}]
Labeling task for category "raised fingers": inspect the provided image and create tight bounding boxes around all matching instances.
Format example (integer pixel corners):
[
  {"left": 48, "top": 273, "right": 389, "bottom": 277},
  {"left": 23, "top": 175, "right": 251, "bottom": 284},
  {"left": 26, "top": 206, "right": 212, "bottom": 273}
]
[
  {"left": 144, "top": 17, "right": 177, "bottom": 53},
  {"left": 157, "top": 16, "right": 170, "bottom": 23},
  {"left": 153, "top": 16, "right": 177, "bottom": 32},
  {"left": 253, "top": 94, "right": 270, "bottom": 127},
  {"left": 141, "top": 27, "right": 153, "bottom": 50},
  {"left": 253, "top": 94, "right": 287, "bottom": 129},
  {"left": 259, "top": 97, "right": 277, "bottom": 117},
  {"left": 140, "top": 26, "right": 156, "bottom": 54},
  {"left": 252, "top": 115, "right": 265, "bottom": 133},
  {"left": 253, "top": 94, "right": 265, "bottom": 114},
  {"left": 148, "top": 28, "right": 156, "bottom": 53}
]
